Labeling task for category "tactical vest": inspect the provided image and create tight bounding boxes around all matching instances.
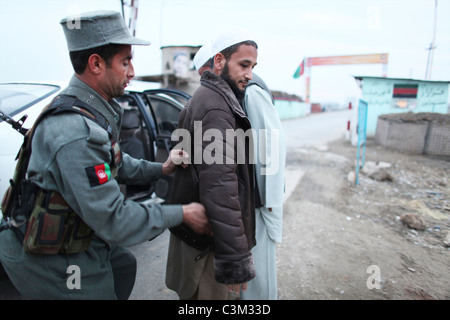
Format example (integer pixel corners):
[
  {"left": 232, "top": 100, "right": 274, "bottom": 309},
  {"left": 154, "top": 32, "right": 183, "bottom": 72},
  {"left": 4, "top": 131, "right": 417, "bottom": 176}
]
[{"left": 0, "top": 95, "right": 122, "bottom": 255}]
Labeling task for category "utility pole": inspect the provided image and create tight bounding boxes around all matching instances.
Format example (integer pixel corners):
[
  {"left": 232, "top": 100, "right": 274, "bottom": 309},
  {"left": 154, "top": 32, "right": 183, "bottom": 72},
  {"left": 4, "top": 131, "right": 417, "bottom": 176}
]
[
  {"left": 120, "top": 0, "right": 139, "bottom": 36},
  {"left": 425, "top": 0, "right": 438, "bottom": 80}
]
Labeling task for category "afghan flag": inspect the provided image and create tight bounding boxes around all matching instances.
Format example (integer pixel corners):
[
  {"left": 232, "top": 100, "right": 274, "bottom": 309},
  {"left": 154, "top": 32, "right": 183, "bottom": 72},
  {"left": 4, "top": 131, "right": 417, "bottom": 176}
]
[
  {"left": 393, "top": 84, "right": 418, "bottom": 98},
  {"left": 293, "top": 59, "right": 305, "bottom": 79},
  {"left": 85, "top": 163, "right": 112, "bottom": 187}
]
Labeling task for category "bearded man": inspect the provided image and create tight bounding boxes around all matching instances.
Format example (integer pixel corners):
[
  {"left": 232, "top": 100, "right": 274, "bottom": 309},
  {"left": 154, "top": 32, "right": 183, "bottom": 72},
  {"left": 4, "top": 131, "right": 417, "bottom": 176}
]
[{"left": 166, "top": 29, "right": 258, "bottom": 300}]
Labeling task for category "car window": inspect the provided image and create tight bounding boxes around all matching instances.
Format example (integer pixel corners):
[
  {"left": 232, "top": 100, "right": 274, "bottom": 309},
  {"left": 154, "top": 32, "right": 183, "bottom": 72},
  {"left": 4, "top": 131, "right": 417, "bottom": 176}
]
[
  {"left": 145, "top": 93, "right": 185, "bottom": 134},
  {"left": 0, "top": 83, "right": 60, "bottom": 117}
]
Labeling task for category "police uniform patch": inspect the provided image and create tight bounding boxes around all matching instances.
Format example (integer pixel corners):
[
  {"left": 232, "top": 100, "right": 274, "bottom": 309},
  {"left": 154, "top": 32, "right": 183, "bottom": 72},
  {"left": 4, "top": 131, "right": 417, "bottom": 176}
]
[{"left": 85, "top": 163, "right": 112, "bottom": 187}]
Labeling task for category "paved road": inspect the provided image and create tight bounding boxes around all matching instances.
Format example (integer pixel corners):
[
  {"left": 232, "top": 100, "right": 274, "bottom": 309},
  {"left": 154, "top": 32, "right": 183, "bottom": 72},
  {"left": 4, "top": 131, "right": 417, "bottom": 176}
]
[
  {"left": 282, "top": 109, "right": 349, "bottom": 149},
  {"left": 0, "top": 109, "right": 350, "bottom": 300}
]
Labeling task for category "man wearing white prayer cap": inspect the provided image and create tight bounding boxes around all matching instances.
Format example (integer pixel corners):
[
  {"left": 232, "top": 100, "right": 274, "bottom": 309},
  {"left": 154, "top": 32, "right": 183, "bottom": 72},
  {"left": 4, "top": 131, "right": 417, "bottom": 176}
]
[{"left": 193, "top": 41, "right": 213, "bottom": 75}]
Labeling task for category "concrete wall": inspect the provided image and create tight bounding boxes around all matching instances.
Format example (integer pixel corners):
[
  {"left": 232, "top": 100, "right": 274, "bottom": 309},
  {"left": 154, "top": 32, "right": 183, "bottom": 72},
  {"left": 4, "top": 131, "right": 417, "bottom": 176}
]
[
  {"left": 424, "top": 120, "right": 450, "bottom": 155},
  {"left": 274, "top": 99, "right": 310, "bottom": 120},
  {"left": 375, "top": 113, "right": 450, "bottom": 155}
]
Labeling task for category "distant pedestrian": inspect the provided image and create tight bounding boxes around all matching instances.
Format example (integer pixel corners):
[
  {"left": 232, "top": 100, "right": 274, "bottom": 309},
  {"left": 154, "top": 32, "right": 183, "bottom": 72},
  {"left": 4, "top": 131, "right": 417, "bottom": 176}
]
[{"left": 193, "top": 41, "right": 213, "bottom": 76}]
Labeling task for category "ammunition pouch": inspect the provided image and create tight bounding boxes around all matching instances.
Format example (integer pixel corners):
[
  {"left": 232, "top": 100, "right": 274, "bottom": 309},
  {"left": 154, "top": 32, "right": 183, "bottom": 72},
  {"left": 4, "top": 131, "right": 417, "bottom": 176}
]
[
  {"left": 0, "top": 94, "right": 109, "bottom": 255},
  {"left": 21, "top": 185, "right": 94, "bottom": 255}
]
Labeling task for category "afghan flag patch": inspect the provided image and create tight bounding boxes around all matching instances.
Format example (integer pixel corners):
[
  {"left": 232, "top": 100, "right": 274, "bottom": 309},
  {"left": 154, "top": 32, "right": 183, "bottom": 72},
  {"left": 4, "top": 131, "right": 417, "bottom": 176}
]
[{"left": 85, "top": 163, "right": 112, "bottom": 187}]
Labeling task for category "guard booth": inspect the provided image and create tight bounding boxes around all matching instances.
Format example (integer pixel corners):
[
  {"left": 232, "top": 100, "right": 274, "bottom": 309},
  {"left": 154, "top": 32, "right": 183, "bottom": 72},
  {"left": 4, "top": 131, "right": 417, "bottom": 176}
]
[
  {"left": 352, "top": 76, "right": 450, "bottom": 138},
  {"left": 137, "top": 45, "right": 202, "bottom": 95}
]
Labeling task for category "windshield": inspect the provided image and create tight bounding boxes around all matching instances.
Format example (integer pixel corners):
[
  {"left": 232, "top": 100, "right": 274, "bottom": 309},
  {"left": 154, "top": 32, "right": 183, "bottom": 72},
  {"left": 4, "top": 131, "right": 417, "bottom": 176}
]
[{"left": 0, "top": 83, "right": 60, "bottom": 117}]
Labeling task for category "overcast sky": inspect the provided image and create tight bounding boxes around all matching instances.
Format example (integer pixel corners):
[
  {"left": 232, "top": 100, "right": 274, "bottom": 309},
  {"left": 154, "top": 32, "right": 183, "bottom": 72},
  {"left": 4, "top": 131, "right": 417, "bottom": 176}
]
[{"left": 1, "top": 0, "right": 449, "bottom": 104}]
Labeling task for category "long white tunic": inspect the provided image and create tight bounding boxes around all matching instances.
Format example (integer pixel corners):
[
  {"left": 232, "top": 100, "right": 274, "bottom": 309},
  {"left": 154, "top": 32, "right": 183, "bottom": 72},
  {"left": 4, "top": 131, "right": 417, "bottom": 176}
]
[{"left": 241, "top": 79, "right": 286, "bottom": 300}]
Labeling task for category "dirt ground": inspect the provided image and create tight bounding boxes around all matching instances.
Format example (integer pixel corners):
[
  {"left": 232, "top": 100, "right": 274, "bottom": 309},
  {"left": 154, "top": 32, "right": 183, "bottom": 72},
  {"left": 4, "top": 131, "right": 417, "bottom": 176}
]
[{"left": 277, "top": 137, "right": 449, "bottom": 300}]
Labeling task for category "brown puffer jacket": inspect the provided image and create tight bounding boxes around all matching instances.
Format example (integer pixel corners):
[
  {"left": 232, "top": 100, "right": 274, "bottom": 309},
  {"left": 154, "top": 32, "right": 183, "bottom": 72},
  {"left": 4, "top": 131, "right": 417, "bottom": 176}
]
[{"left": 169, "top": 71, "right": 256, "bottom": 284}]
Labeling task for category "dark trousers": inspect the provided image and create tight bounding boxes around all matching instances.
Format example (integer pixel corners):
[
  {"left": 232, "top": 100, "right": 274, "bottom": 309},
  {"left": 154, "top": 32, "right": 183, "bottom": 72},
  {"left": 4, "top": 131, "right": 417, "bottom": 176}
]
[
  {"left": 111, "top": 246, "right": 137, "bottom": 300},
  {"left": 0, "top": 230, "right": 137, "bottom": 300}
]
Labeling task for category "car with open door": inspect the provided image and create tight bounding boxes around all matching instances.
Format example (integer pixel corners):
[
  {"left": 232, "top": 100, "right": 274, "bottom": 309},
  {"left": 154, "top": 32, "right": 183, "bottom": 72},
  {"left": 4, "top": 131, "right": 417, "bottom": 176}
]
[
  {"left": 0, "top": 81, "right": 190, "bottom": 208},
  {"left": 116, "top": 86, "right": 190, "bottom": 202}
]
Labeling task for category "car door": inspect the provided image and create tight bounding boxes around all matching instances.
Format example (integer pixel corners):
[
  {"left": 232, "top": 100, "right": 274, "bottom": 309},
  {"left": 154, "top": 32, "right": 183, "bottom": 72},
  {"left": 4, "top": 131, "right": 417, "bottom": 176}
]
[
  {"left": 143, "top": 90, "right": 190, "bottom": 201},
  {"left": 117, "top": 89, "right": 190, "bottom": 202}
]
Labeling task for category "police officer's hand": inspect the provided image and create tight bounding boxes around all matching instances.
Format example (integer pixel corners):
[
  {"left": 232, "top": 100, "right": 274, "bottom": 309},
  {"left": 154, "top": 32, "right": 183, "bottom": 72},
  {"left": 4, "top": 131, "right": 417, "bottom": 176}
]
[
  {"left": 181, "top": 202, "right": 212, "bottom": 236},
  {"left": 162, "top": 149, "right": 189, "bottom": 175}
]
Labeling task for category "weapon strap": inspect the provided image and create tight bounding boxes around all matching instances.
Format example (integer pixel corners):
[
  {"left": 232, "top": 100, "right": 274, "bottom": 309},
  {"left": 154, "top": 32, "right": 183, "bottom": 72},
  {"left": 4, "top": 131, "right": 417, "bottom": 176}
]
[{"left": 19, "top": 94, "right": 111, "bottom": 174}]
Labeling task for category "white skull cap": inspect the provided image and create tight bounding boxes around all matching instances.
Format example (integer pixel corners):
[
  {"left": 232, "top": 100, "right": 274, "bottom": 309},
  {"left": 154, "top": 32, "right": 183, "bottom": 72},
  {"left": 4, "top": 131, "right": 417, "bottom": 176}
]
[
  {"left": 211, "top": 27, "right": 254, "bottom": 56},
  {"left": 193, "top": 41, "right": 213, "bottom": 70}
]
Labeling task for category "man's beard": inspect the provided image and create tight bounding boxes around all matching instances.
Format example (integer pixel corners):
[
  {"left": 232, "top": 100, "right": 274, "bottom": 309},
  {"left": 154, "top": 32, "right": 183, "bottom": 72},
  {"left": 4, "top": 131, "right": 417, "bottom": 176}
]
[{"left": 220, "top": 63, "right": 245, "bottom": 101}]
